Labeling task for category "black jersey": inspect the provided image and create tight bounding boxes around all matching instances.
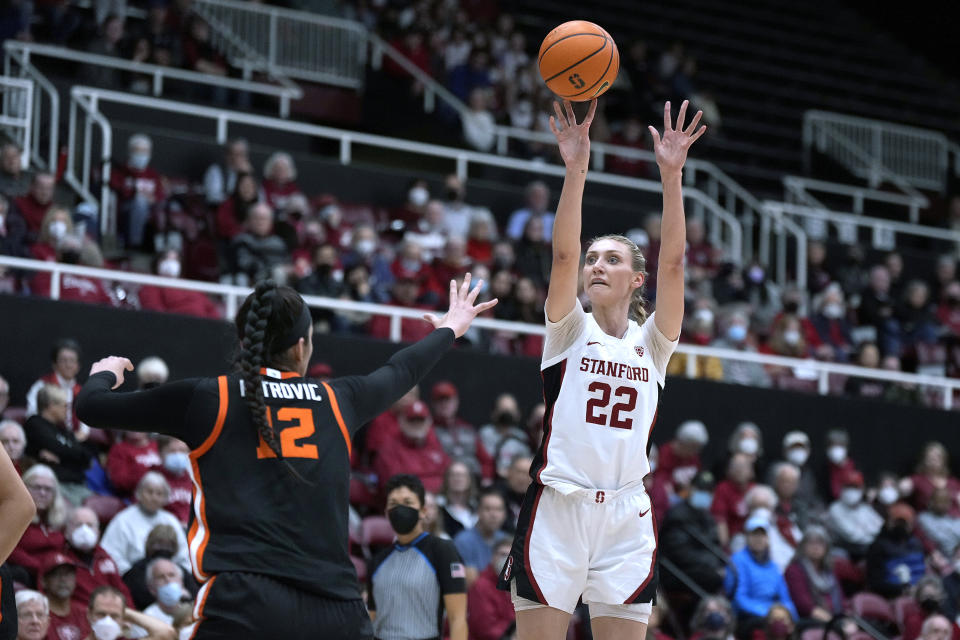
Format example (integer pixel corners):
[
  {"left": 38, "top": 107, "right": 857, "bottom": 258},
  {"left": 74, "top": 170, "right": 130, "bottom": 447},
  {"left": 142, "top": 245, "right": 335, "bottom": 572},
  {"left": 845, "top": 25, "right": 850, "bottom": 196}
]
[
  {"left": 0, "top": 564, "right": 15, "bottom": 640},
  {"left": 76, "top": 328, "right": 456, "bottom": 600}
]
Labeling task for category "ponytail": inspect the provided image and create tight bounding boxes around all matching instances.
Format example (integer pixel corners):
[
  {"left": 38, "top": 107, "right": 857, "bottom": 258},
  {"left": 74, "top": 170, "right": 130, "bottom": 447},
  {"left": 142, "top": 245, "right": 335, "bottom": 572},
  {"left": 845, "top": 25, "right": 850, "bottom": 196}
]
[{"left": 237, "top": 280, "right": 282, "bottom": 458}]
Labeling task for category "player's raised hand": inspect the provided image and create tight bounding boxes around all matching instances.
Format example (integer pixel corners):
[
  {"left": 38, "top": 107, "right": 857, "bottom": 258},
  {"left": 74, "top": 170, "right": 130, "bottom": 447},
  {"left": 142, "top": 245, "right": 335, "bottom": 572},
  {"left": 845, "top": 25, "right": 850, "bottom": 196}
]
[
  {"left": 550, "top": 98, "right": 598, "bottom": 172},
  {"left": 648, "top": 99, "right": 706, "bottom": 176},
  {"left": 424, "top": 273, "right": 498, "bottom": 338},
  {"left": 89, "top": 356, "right": 134, "bottom": 389}
]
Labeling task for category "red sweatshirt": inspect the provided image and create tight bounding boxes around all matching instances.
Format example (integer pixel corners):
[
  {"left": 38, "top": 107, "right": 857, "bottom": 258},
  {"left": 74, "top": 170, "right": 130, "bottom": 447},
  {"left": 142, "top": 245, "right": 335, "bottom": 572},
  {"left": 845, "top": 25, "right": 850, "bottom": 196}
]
[
  {"left": 373, "top": 430, "right": 450, "bottom": 495},
  {"left": 106, "top": 440, "right": 162, "bottom": 497},
  {"left": 108, "top": 166, "right": 165, "bottom": 204},
  {"left": 8, "top": 523, "right": 65, "bottom": 581},
  {"left": 64, "top": 545, "right": 133, "bottom": 609},
  {"left": 13, "top": 193, "right": 50, "bottom": 232},
  {"left": 138, "top": 285, "right": 220, "bottom": 319},
  {"left": 262, "top": 180, "right": 301, "bottom": 211},
  {"left": 654, "top": 440, "right": 701, "bottom": 490},
  {"left": 467, "top": 567, "right": 514, "bottom": 640},
  {"left": 47, "top": 600, "right": 89, "bottom": 640},
  {"left": 162, "top": 468, "right": 193, "bottom": 527},
  {"left": 710, "top": 480, "right": 755, "bottom": 540}
]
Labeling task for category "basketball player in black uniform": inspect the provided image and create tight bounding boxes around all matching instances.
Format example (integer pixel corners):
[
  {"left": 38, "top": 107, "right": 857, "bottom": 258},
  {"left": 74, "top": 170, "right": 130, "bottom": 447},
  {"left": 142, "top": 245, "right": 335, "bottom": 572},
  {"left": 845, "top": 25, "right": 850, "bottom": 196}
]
[
  {"left": 75, "top": 275, "right": 496, "bottom": 639},
  {"left": 1, "top": 443, "right": 35, "bottom": 640}
]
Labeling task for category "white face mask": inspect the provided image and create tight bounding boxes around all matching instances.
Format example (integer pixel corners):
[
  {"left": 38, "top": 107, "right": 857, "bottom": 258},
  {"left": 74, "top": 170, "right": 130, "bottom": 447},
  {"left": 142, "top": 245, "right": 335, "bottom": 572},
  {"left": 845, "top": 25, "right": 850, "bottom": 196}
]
[
  {"left": 49, "top": 220, "right": 68, "bottom": 241},
  {"left": 879, "top": 486, "right": 899, "bottom": 505},
  {"left": 91, "top": 615, "right": 123, "bottom": 640},
  {"left": 158, "top": 259, "right": 181, "bottom": 278},
  {"left": 783, "top": 330, "right": 801, "bottom": 345},
  {"left": 786, "top": 448, "right": 809, "bottom": 467},
  {"left": 408, "top": 187, "right": 429, "bottom": 207},
  {"left": 70, "top": 524, "right": 99, "bottom": 551},
  {"left": 129, "top": 152, "right": 150, "bottom": 170},
  {"left": 827, "top": 445, "right": 847, "bottom": 464},
  {"left": 841, "top": 487, "right": 863, "bottom": 506},
  {"left": 823, "top": 303, "right": 844, "bottom": 319},
  {"left": 356, "top": 239, "right": 377, "bottom": 256},
  {"left": 739, "top": 438, "right": 759, "bottom": 456},
  {"left": 163, "top": 452, "right": 190, "bottom": 476}
]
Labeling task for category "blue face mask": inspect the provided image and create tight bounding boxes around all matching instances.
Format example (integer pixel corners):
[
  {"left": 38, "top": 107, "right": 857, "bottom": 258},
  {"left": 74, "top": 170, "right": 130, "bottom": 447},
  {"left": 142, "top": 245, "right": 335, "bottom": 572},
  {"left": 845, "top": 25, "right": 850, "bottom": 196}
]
[
  {"left": 727, "top": 325, "right": 747, "bottom": 342},
  {"left": 157, "top": 581, "right": 182, "bottom": 607},
  {"left": 690, "top": 490, "right": 712, "bottom": 510}
]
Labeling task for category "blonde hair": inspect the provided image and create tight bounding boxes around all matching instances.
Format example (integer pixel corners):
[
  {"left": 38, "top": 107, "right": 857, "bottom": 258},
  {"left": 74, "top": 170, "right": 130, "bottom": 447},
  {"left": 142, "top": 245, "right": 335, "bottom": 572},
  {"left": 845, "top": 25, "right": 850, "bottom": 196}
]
[
  {"left": 22, "top": 464, "right": 68, "bottom": 529},
  {"left": 587, "top": 234, "right": 649, "bottom": 324},
  {"left": 38, "top": 207, "right": 73, "bottom": 244}
]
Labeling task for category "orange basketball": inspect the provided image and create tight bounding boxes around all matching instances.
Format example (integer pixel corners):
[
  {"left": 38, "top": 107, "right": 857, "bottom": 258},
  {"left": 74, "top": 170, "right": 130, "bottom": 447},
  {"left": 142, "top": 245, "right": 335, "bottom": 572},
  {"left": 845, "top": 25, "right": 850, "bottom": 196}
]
[{"left": 538, "top": 20, "right": 619, "bottom": 102}]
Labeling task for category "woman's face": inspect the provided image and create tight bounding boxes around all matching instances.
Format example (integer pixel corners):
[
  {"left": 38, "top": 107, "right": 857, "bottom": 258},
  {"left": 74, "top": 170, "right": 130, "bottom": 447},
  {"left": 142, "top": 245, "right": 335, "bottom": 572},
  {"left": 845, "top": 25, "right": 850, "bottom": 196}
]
[
  {"left": 237, "top": 175, "right": 257, "bottom": 201},
  {"left": 924, "top": 445, "right": 947, "bottom": 474},
  {"left": 515, "top": 278, "right": 537, "bottom": 304},
  {"left": 447, "top": 462, "right": 471, "bottom": 493},
  {"left": 583, "top": 239, "right": 641, "bottom": 313},
  {"left": 27, "top": 474, "right": 56, "bottom": 512},
  {"left": 804, "top": 537, "right": 827, "bottom": 562},
  {"left": 524, "top": 217, "right": 544, "bottom": 242}
]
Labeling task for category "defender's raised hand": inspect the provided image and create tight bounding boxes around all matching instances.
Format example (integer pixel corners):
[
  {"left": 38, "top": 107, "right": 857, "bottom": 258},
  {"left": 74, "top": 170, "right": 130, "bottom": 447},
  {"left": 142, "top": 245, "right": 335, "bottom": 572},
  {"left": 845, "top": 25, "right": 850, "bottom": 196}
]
[
  {"left": 549, "top": 98, "right": 598, "bottom": 172},
  {"left": 424, "top": 273, "right": 498, "bottom": 338},
  {"left": 648, "top": 99, "right": 706, "bottom": 176}
]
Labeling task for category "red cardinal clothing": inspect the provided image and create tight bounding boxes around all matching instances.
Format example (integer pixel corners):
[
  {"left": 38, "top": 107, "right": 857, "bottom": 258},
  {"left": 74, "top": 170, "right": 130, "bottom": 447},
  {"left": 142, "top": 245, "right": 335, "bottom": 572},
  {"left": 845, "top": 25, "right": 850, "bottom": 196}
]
[
  {"left": 710, "top": 480, "right": 755, "bottom": 542},
  {"left": 828, "top": 458, "right": 858, "bottom": 500},
  {"left": 654, "top": 440, "right": 702, "bottom": 491},
  {"left": 262, "top": 180, "right": 301, "bottom": 212},
  {"left": 47, "top": 600, "right": 89, "bottom": 640},
  {"left": 8, "top": 523, "right": 65, "bottom": 582},
  {"left": 106, "top": 440, "right": 162, "bottom": 497},
  {"left": 109, "top": 166, "right": 165, "bottom": 205},
  {"left": 138, "top": 285, "right": 220, "bottom": 319},
  {"left": 161, "top": 468, "right": 193, "bottom": 527},
  {"left": 64, "top": 545, "right": 133, "bottom": 609},
  {"left": 467, "top": 566, "right": 515, "bottom": 640},
  {"left": 369, "top": 313, "right": 436, "bottom": 344},
  {"left": 13, "top": 193, "right": 50, "bottom": 232},
  {"left": 373, "top": 431, "right": 449, "bottom": 495}
]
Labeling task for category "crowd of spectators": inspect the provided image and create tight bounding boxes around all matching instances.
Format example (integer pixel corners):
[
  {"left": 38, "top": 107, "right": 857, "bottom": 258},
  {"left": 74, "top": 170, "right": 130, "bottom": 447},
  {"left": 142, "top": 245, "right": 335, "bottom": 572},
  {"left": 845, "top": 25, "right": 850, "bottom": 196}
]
[{"left": 4, "top": 339, "right": 960, "bottom": 639}]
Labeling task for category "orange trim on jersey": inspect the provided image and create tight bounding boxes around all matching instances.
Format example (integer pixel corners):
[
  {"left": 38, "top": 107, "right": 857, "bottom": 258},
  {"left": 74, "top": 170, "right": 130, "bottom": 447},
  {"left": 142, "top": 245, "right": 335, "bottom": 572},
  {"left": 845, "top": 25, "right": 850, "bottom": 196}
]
[
  {"left": 188, "top": 575, "right": 217, "bottom": 640},
  {"left": 188, "top": 376, "right": 229, "bottom": 582},
  {"left": 259, "top": 367, "right": 300, "bottom": 379},
  {"left": 320, "top": 382, "right": 352, "bottom": 459}
]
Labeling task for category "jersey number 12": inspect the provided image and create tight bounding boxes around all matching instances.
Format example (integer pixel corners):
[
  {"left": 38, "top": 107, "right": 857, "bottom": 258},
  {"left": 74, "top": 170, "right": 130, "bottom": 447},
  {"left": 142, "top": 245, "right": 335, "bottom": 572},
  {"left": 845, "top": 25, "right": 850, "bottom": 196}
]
[
  {"left": 585, "top": 382, "right": 638, "bottom": 429},
  {"left": 256, "top": 407, "right": 320, "bottom": 459}
]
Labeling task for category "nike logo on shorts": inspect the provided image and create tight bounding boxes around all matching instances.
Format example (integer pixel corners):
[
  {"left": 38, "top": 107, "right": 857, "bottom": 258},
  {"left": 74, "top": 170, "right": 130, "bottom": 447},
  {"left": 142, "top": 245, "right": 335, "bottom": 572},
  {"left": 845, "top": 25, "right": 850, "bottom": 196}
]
[
  {"left": 638, "top": 507, "right": 650, "bottom": 518},
  {"left": 587, "top": 341, "right": 602, "bottom": 346}
]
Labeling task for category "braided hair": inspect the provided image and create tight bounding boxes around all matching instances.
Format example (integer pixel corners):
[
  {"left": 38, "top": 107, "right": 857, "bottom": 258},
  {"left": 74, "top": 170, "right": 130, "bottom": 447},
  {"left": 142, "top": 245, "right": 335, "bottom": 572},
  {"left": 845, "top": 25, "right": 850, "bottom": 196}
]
[{"left": 235, "top": 280, "right": 308, "bottom": 460}]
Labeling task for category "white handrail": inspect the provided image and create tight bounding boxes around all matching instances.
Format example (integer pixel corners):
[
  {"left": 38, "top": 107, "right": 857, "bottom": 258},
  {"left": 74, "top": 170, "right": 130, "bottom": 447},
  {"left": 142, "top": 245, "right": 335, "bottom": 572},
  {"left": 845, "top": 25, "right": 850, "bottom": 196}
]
[
  {"left": 3, "top": 51, "right": 58, "bottom": 171},
  {"left": 2, "top": 254, "right": 957, "bottom": 409},
  {"left": 783, "top": 175, "right": 928, "bottom": 223},
  {"left": 0, "top": 76, "right": 33, "bottom": 169},
  {"left": 68, "top": 86, "right": 743, "bottom": 265},
  {"left": 4, "top": 41, "right": 303, "bottom": 118}
]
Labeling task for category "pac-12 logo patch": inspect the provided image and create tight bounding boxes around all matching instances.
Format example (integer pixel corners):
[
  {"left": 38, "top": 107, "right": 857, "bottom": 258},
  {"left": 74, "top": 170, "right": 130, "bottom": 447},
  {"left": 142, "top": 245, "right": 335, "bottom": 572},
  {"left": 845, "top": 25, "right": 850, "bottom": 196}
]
[
  {"left": 634, "top": 346, "right": 644, "bottom": 358},
  {"left": 503, "top": 556, "right": 514, "bottom": 579}
]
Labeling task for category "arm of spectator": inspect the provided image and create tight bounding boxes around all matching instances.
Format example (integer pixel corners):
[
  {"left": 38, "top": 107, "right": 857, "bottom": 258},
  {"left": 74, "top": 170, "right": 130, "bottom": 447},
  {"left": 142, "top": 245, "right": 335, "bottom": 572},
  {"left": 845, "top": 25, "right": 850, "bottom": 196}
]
[
  {"left": 0, "top": 448, "right": 35, "bottom": 563},
  {"left": 124, "top": 607, "right": 176, "bottom": 640},
  {"left": 776, "top": 574, "right": 799, "bottom": 621}
]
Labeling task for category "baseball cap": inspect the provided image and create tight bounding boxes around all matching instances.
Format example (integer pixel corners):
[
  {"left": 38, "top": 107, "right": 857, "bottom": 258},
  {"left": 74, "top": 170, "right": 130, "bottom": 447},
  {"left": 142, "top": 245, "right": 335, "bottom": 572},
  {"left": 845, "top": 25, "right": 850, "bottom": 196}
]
[
  {"left": 744, "top": 514, "right": 770, "bottom": 533},
  {"left": 842, "top": 470, "right": 864, "bottom": 487},
  {"left": 41, "top": 552, "right": 77, "bottom": 576},
  {"left": 783, "top": 431, "right": 810, "bottom": 449},
  {"left": 431, "top": 381, "right": 458, "bottom": 401},
  {"left": 677, "top": 420, "right": 708, "bottom": 445},
  {"left": 405, "top": 400, "right": 431, "bottom": 420}
]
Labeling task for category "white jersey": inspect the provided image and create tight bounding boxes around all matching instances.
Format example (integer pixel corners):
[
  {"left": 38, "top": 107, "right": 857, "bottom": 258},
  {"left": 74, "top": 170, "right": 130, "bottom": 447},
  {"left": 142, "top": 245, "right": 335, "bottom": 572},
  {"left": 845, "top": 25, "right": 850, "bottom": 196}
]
[{"left": 533, "top": 299, "right": 677, "bottom": 495}]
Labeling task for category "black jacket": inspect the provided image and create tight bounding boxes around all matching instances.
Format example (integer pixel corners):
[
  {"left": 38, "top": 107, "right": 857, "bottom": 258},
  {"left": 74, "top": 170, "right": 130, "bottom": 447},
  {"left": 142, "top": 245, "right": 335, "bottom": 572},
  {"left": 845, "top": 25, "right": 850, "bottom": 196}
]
[
  {"left": 659, "top": 501, "right": 726, "bottom": 593},
  {"left": 23, "top": 414, "right": 93, "bottom": 484}
]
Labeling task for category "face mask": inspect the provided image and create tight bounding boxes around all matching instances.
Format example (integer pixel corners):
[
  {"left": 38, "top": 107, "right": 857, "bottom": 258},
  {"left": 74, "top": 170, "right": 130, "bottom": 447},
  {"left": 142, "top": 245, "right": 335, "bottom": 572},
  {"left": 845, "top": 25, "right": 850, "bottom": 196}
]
[
  {"left": 823, "top": 303, "right": 844, "bottom": 319},
  {"left": 157, "top": 581, "right": 182, "bottom": 607},
  {"left": 827, "top": 445, "right": 846, "bottom": 464},
  {"left": 387, "top": 504, "right": 421, "bottom": 535},
  {"left": 91, "top": 615, "right": 123, "bottom": 640},
  {"left": 783, "top": 330, "right": 801, "bottom": 346},
  {"left": 70, "top": 524, "right": 98, "bottom": 551},
  {"left": 727, "top": 325, "right": 747, "bottom": 342},
  {"left": 748, "top": 266, "right": 765, "bottom": 283},
  {"left": 356, "top": 239, "right": 377, "bottom": 256},
  {"left": 920, "top": 596, "right": 941, "bottom": 614},
  {"left": 703, "top": 611, "right": 727, "bottom": 631},
  {"left": 891, "top": 520, "right": 910, "bottom": 539},
  {"left": 690, "top": 490, "right": 712, "bottom": 510},
  {"left": 49, "top": 220, "right": 68, "bottom": 241},
  {"left": 60, "top": 249, "right": 81, "bottom": 264},
  {"left": 129, "top": 152, "right": 150, "bottom": 170},
  {"left": 401, "top": 258, "right": 421, "bottom": 273},
  {"left": 495, "top": 411, "right": 519, "bottom": 426},
  {"left": 767, "top": 620, "right": 790, "bottom": 638},
  {"left": 787, "top": 448, "right": 809, "bottom": 466},
  {"left": 163, "top": 452, "right": 190, "bottom": 475},
  {"left": 879, "top": 486, "right": 899, "bottom": 505},
  {"left": 158, "top": 259, "right": 181, "bottom": 278},
  {"left": 693, "top": 308, "right": 714, "bottom": 325},
  {"left": 446, "top": 188, "right": 462, "bottom": 202},
  {"left": 841, "top": 487, "right": 863, "bottom": 506},
  {"left": 408, "top": 187, "right": 429, "bottom": 207},
  {"left": 783, "top": 300, "right": 800, "bottom": 314},
  {"left": 738, "top": 437, "right": 759, "bottom": 455}
]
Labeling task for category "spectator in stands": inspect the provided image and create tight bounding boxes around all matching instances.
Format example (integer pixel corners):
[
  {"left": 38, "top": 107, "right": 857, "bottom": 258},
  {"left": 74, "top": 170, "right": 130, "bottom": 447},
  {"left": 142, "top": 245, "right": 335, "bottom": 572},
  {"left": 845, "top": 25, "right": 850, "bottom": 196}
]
[
  {"left": 764, "top": 315, "right": 810, "bottom": 376},
  {"left": 858, "top": 264, "right": 901, "bottom": 355},
  {"left": 936, "top": 281, "right": 960, "bottom": 337},
  {"left": 392, "top": 180, "right": 432, "bottom": 232},
  {"left": 655, "top": 419, "right": 707, "bottom": 500},
  {"left": 203, "top": 138, "right": 251, "bottom": 206},
  {"left": 873, "top": 472, "right": 902, "bottom": 515},
  {"left": 844, "top": 342, "right": 887, "bottom": 399},
  {"left": 867, "top": 502, "right": 926, "bottom": 597},
  {"left": 467, "top": 538, "right": 514, "bottom": 640},
  {"left": 228, "top": 201, "right": 291, "bottom": 286},
  {"left": 712, "top": 452, "right": 756, "bottom": 547},
  {"left": 368, "top": 272, "right": 436, "bottom": 343},
  {"left": 931, "top": 255, "right": 957, "bottom": 303},
  {"left": 0, "top": 142, "right": 32, "bottom": 197},
  {"left": 919, "top": 614, "right": 954, "bottom": 640},
  {"left": 106, "top": 431, "right": 160, "bottom": 500},
  {"left": 661, "top": 470, "right": 726, "bottom": 593},
  {"left": 100, "top": 472, "right": 189, "bottom": 575},
  {"left": 898, "top": 280, "right": 940, "bottom": 349},
  {"left": 143, "top": 558, "right": 189, "bottom": 625},
  {"left": 886, "top": 251, "right": 906, "bottom": 298},
  {"left": 215, "top": 172, "right": 260, "bottom": 241},
  {"left": 438, "top": 460, "right": 478, "bottom": 538},
  {"left": 40, "top": 552, "right": 88, "bottom": 640},
  {"left": 261, "top": 152, "right": 302, "bottom": 212},
  {"left": 462, "top": 87, "right": 496, "bottom": 152},
  {"left": 724, "top": 513, "right": 798, "bottom": 637},
  {"left": 906, "top": 442, "right": 960, "bottom": 515},
  {"left": 156, "top": 437, "right": 191, "bottom": 528},
  {"left": 784, "top": 525, "right": 845, "bottom": 626},
  {"left": 772, "top": 431, "right": 822, "bottom": 523},
  {"left": 13, "top": 171, "right": 55, "bottom": 234},
  {"left": 432, "top": 238, "right": 471, "bottom": 302},
  {"left": 182, "top": 15, "right": 226, "bottom": 77},
  {"left": 805, "top": 241, "right": 833, "bottom": 296},
  {"left": 496, "top": 454, "right": 531, "bottom": 534},
  {"left": 430, "top": 382, "right": 490, "bottom": 481},
  {"left": 9, "top": 465, "right": 68, "bottom": 586},
  {"left": 505, "top": 181, "right": 553, "bottom": 242},
  {"left": 441, "top": 174, "right": 488, "bottom": 240},
  {"left": 734, "top": 489, "right": 796, "bottom": 572},
  {"left": 109, "top": 134, "right": 166, "bottom": 250},
  {"left": 63, "top": 506, "right": 132, "bottom": 608},
  {"left": 123, "top": 524, "right": 195, "bottom": 611},
  {"left": 667, "top": 307, "right": 725, "bottom": 379},
  {"left": 606, "top": 117, "right": 651, "bottom": 178},
  {"left": 15, "top": 590, "right": 50, "bottom": 640},
  {"left": 688, "top": 595, "right": 735, "bottom": 640},
  {"left": 822, "top": 429, "right": 858, "bottom": 501},
  {"left": 404, "top": 200, "right": 447, "bottom": 261},
  {"left": 826, "top": 470, "right": 882, "bottom": 558},
  {"left": 0, "top": 192, "right": 28, "bottom": 258},
  {"left": 453, "top": 487, "right": 509, "bottom": 585},
  {"left": 712, "top": 310, "right": 771, "bottom": 387},
  {"left": 465, "top": 209, "right": 497, "bottom": 266},
  {"left": 1, "top": 419, "right": 26, "bottom": 474},
  {"left": 24, "top": 385, "right": 93, "bottom": 505},
  {"left": 811, "top": 283, "right": 854, "bottom": 361},
  {"left": 902, "top": 578, "right": 958, "bottom": 640},
  {"left": 513, "top": 216, "right": 551, "bottom": 288},
  {"left": 478, "top": 394, "right": 529, "bottom": 473},
  {"left": 448, "top": 47, "right": 492, "bottom": 103},
  {"left": 728, "top": 421, "right": 764, "bottom": 466},
  {"left": 84, "top": 15, "right": 125, "bottom": 87},
  {"left": 918, "top": 487, "right": 960, "bottom": 558},
  {"left": 86, "top": 584, "right": 176, "bottom": 640},
  {"left": 138, "top": 249, "right": 221, "bottom": 318},
  {"left": 373, "top": 400, "right": 450, "bottom": 495},
  {"left": 686, "top": 218, "right": 720, "bottom": 281},
  {"left": 770, "top": 463, "right": 806, "bottom": 544},
  {"left": 761, "top": 604, "right": 797, "bottom": 640},
  {"left": 29, "top": 206, "right": 75, "bottom": 262}
]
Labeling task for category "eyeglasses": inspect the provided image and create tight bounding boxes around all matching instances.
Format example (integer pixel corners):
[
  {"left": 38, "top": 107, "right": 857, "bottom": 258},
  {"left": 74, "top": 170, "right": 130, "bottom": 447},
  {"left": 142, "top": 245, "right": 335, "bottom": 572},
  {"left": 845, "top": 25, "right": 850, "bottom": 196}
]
[{"left": 28, "top": 485, "right": 55, "bottom": 494}]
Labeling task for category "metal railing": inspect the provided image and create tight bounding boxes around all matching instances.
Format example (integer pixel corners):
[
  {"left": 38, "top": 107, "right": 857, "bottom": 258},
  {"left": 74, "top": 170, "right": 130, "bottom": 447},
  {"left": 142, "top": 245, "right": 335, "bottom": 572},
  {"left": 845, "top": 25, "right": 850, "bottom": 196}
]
[
  {"left": 192, "top": 0, "right": 367, "bottom": 89},
  {"left": 803, "top": 110, "right": 950, "bottom": 193},
  {"left": 0, "top": 76, "right": 33, "bottom": 169},
  {"left": 2, "top": 52, "right": 57, "bottom": 171},
  {"left": 4, "top": 41, "right": 303, "bottom": 118},
  {"left": 3, "top": 254, "right": 958, "bottom": 409},
  {"left": 67, "top": 86, "right": 744, "bottom": 266},
  {"left": 782, "top": 175, "right": 929, "bottom": 224}
]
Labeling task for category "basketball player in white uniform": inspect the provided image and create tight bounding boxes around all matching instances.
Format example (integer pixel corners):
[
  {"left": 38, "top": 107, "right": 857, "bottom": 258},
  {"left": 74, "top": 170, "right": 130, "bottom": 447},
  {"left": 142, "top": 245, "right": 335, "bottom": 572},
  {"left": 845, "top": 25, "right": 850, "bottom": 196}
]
[{"left": 497, "top": 98, "right": 706, "bottom": 640}]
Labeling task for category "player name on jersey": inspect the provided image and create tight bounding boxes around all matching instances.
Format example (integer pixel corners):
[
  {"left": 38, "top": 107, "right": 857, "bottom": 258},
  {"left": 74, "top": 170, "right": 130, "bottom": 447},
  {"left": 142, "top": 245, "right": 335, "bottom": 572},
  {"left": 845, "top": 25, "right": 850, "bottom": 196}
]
[
  {"left": 578, "top": 357, "right": 649, "bottom": 382},
  {"left": 260, "top": 381, "right": 324, "bottom": 402}
]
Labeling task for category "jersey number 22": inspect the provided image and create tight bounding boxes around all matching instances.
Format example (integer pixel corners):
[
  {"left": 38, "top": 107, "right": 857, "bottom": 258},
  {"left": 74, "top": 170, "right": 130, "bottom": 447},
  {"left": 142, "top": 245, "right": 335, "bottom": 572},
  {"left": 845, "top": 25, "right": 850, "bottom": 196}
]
[{"left": 585, "top": 382, "right": 638, "bottom": 429}]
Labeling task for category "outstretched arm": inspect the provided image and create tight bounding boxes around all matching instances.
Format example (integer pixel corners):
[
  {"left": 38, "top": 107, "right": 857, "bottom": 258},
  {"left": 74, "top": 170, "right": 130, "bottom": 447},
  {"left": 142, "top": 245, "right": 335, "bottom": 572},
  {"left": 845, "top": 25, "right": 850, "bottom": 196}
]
[
  {"left": 545, "top": 99, "right": 597, "bottom": 323},
  {"left": 648, "top": 99, "right": 706, "bottom": 340}
]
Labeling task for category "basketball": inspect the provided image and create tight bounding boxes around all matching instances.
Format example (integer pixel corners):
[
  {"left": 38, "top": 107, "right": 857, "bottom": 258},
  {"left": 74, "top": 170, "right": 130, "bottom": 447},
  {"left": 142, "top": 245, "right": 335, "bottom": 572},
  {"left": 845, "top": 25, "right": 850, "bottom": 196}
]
[{"left": 538, "top": 20, "right": 619, "bottom": 101}]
